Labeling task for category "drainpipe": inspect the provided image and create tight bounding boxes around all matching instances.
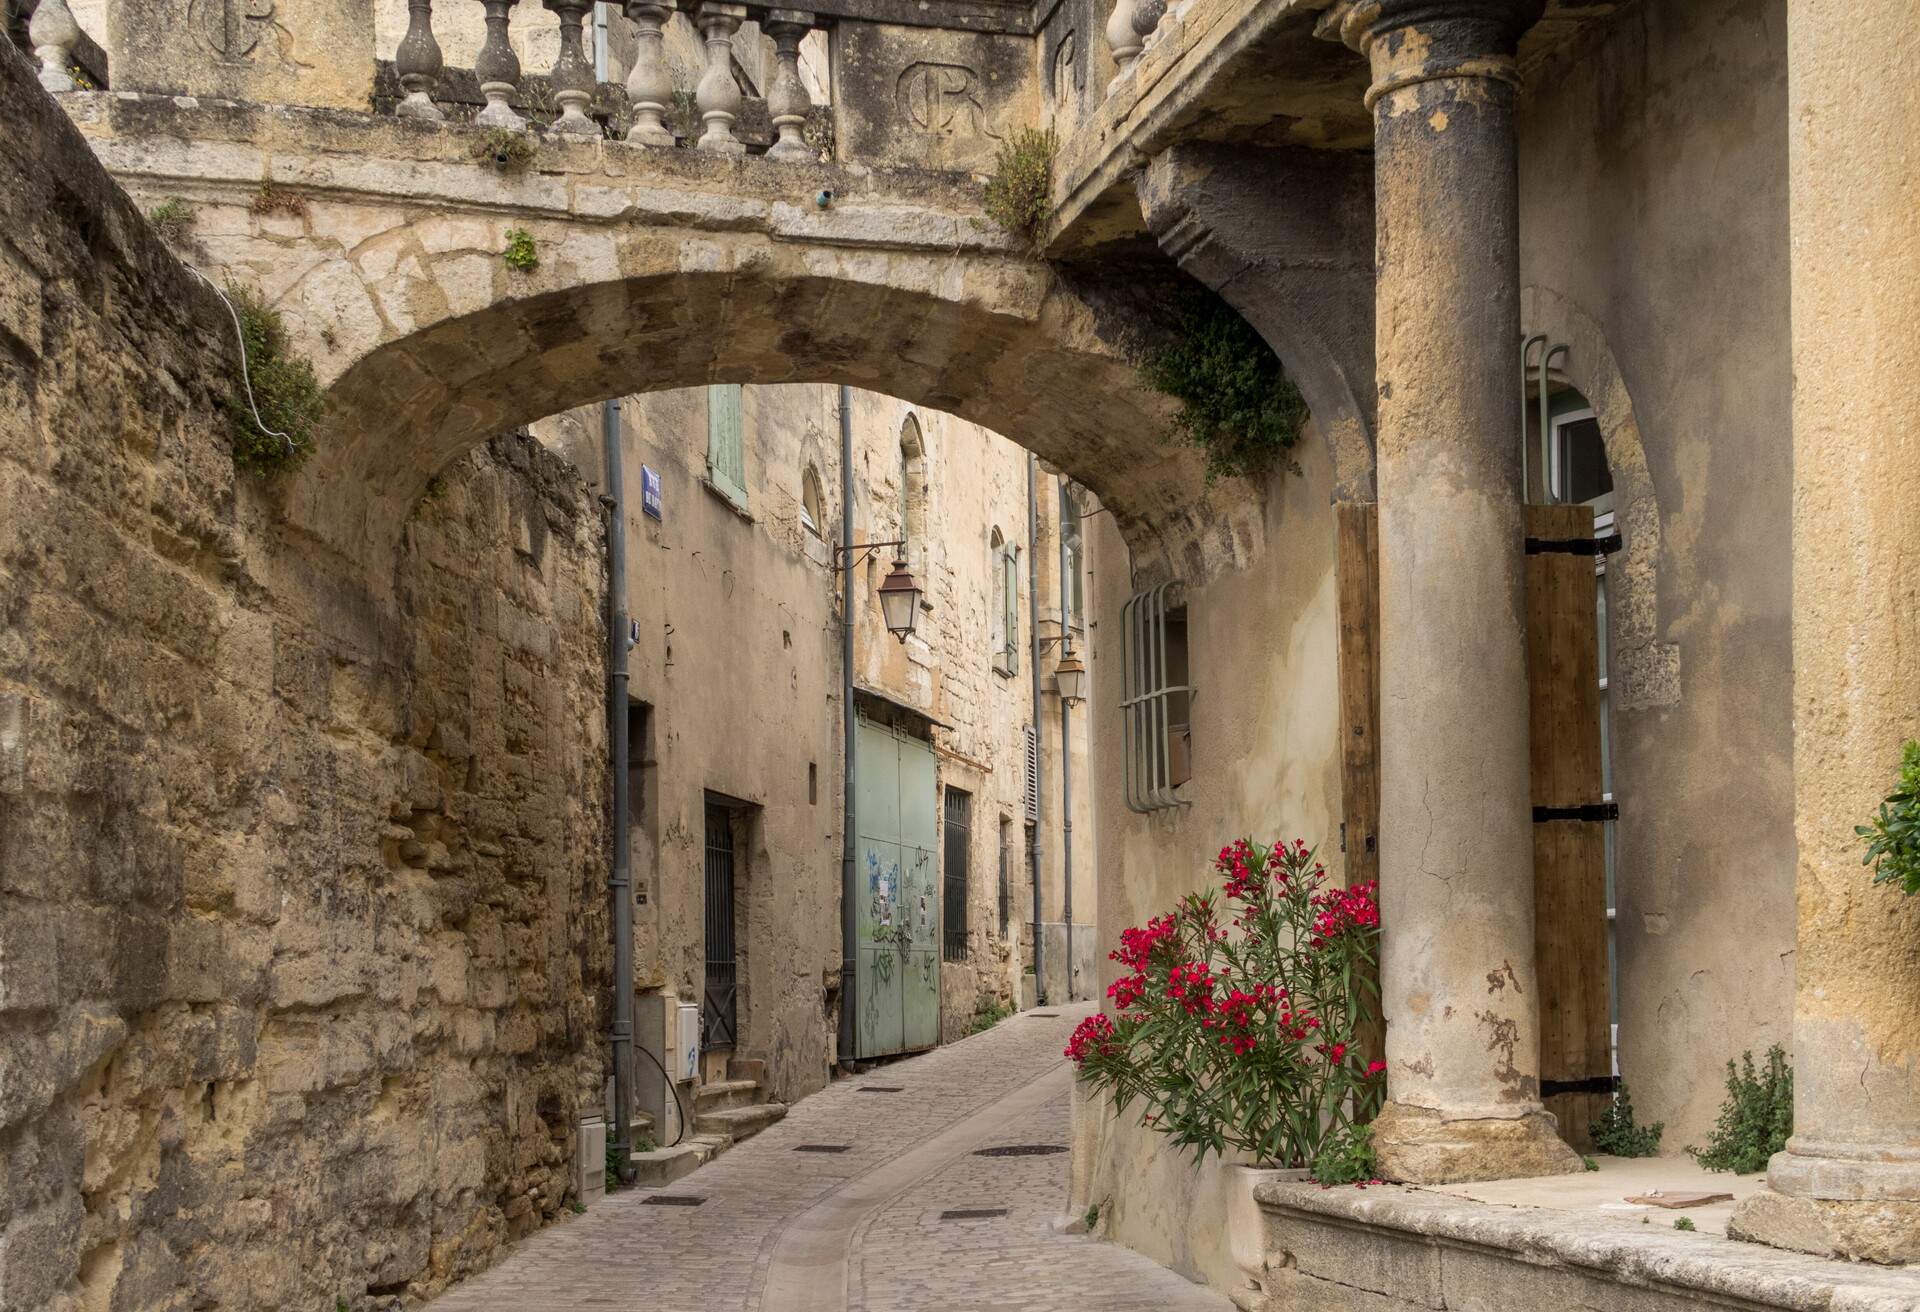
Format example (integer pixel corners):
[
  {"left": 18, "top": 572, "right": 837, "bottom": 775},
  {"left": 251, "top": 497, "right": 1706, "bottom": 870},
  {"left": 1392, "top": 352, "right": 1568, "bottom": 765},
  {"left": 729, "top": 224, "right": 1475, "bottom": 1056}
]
[
  {"left": 1027, "top": 454, "right": 1046, "bottom": 1006},
  {"left": 603, "top": 395, "right": 636, "bottom": 1182},
  {"left": 1057, "top": 478, "right": 1074, "bottom": 1002},
  {"left": 837, "top": 385, "right": 859, "bottom": 1066}
]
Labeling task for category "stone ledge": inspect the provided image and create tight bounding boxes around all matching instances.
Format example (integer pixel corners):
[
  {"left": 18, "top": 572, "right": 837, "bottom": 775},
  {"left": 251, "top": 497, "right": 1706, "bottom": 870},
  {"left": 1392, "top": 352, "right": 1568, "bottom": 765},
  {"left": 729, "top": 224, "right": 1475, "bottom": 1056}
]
[{"left": 1248, "top": 1181, "right": 1920, "bottom": 1312}]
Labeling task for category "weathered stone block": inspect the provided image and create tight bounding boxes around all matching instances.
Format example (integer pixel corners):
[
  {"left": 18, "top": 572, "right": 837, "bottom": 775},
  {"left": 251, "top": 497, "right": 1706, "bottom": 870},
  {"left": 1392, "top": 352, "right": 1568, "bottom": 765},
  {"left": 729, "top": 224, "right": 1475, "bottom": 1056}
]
[
  {"left": 107, "top": 0, "right": 377, "bottom": 109},
  {"left": 831, "top": 21, "right": 1038, "bottom": 175}
]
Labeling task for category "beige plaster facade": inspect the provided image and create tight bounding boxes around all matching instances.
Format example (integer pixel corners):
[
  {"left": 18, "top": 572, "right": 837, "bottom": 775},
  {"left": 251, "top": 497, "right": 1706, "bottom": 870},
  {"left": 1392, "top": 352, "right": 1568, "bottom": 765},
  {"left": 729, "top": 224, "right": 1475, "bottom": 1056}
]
[{"left": 529, "top": 379, "right": 1096, "bottom": 1117}]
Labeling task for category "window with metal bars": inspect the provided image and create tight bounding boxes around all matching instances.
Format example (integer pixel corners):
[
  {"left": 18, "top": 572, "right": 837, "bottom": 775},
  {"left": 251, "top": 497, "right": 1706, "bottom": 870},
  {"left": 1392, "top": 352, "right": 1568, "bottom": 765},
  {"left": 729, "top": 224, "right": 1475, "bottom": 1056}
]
[
  {"left": 942, "top": 789, "right": 971, "bottom": 961},
  {"left": 1121, "top": 582, "right": 1192, "bottom": 813},
  {"left": 997, "top": 815, "right": 1011, "bottom": 938}
]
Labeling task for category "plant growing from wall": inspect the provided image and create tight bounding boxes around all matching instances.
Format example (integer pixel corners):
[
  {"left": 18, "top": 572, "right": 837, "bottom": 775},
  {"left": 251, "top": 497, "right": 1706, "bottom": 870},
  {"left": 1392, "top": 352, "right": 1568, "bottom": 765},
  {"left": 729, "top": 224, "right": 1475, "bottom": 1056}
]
[
  {"left": 969, "top": 997, "right": 1014, "bottom": 1035},
  {"left": 249, "top": 183, "right": 308, "bottom": 218},
  {"left": 1140, "top": 288, "right": 1309, "bottom": 485},
  {"left": 503, "top": 227, "right": 539, "bottom": 273},
  {"left": 222, "top": 282, "right": 323, "bottom": 475},
  {"left": 146, "top": 198, "right": 195, "bottom": 245},
  {"left": 1857, "top": 739, "right": 1920, "bottom": 896},
  {"left": 1588, "top": 1084, "right": 1663, "bottom": 1157},
  {"left": 474, "top": 126, "right": 538, "bottom": 174},
  {"left": 1068, "top": 837, "right": 1383, "bottom": 1175},
  {"left": 1673, "top": 1216, "right": 1696, "bottom": 1231},
  {"left": 982, "top": 127, "right": 1057, "bottom": 252},
  {"left": 1688, "top": 1045, "right": 1793, "bottom": 1174},
  {"left": 1309, "top": 1123, "right": 1377, "bottom": 1186}
]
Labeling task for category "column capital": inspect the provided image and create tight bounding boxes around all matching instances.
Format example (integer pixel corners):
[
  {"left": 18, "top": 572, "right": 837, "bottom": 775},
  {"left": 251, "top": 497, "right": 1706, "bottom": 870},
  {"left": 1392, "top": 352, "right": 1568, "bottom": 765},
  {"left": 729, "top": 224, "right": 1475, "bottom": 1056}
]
[{"left": 1323, "top": 0, "right": 1543, "bottom": 108}]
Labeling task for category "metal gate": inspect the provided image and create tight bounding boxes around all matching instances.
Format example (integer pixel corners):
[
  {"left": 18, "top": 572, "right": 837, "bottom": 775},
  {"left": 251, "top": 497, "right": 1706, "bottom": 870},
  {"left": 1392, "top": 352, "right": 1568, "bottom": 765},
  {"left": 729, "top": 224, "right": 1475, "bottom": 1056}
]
[
  {"left": 853, "top": 717, "right": 940, "bottom": 1057},
  {"left": 942, "top": 789, "right": 971, "bottom": 962},
  {"left": 703, "top": 802, "right": 737, "bottom": 1050}
]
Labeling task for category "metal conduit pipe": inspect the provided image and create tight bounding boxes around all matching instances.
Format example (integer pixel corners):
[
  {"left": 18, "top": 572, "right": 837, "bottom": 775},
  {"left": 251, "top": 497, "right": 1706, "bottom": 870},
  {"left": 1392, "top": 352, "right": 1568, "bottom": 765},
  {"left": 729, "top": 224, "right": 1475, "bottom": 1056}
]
[
  {"left": 836, "top": 385, "right": 859, "bottom": 1066},
  {"left": 602, "top": 394, "right": 636, "bottom": 1182},
  {"left": 1027, "top": 454, "right": 1046, "bottom": 1005},
  {"left": 1057, "top": 477, "right": 1075, "bottom": 1001}
]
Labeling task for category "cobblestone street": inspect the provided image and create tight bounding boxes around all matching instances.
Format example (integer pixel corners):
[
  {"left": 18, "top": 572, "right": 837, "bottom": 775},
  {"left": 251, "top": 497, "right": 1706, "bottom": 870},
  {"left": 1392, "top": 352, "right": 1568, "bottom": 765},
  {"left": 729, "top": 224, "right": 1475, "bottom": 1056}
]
[{"left": 428, "top": 1005, "right": 1227, "bottom": 1311}]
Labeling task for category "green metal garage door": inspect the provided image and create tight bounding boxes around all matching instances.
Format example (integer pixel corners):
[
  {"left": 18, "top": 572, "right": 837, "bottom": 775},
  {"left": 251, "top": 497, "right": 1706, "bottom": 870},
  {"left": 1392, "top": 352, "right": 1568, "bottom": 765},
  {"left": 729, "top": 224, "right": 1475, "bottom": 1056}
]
[{"left": 854, "top": 716, "right": 940, "bottom": 1057}]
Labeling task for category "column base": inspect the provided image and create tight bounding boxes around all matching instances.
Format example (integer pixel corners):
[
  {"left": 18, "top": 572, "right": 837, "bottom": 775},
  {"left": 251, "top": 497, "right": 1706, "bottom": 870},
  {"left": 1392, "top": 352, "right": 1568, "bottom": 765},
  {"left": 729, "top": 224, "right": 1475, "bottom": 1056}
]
[
  {"left": 1728, "top": 1187, "right": 1920, "bottom": 1265},
  {"left": 1372, "top": 1101, "right": 1582, "bottom": 1184}
]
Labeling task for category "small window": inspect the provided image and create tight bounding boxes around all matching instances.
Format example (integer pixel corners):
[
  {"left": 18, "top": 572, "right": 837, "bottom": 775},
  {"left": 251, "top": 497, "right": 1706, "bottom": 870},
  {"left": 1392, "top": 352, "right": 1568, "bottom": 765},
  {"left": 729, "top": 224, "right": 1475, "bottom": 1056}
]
[
  {"left": 706, "top": 383, "right": 747, "bottom": 510},
  {"left": 1550, "top": 407, "right": 1614, "bottom": 511},
  {"left": 991, "top": 530, "right": 1020, "bottom": 676},
  {"left": 800, "top": 464, "right": 825, "bottom": 537},
  {"left": 943, "top": 788, "right": 972, "bottom": 962},
  {"left": 1121, "top": 582, "right": 1192, "bottom": 813}
]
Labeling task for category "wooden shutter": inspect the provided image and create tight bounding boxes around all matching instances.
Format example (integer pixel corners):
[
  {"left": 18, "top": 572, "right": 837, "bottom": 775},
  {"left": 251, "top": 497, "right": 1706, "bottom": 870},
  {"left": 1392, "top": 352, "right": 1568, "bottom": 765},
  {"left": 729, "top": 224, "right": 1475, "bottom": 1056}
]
[
  {"left": 1334, "top": 503, "right": 1384, "bottom": 1079},
  {"left": 706, "top": 383, "right": 746, "bottom": 508},
  {"left": 1524, "top": 503, "right": 1613, "bottom": 1151},
  {"left": 1002, "top": 547, "right": 1020, "bottom": 674},
  {"left": 1022, "top": 725, "right": 1039, "bottom": 822}
]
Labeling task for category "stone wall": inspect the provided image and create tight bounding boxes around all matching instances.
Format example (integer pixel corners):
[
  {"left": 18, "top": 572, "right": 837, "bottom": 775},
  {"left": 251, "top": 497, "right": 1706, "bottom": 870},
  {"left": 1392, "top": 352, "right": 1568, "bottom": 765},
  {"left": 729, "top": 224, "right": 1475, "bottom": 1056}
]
[{"left": 0, "top": 45, "right": 608, "bottom": 1312}]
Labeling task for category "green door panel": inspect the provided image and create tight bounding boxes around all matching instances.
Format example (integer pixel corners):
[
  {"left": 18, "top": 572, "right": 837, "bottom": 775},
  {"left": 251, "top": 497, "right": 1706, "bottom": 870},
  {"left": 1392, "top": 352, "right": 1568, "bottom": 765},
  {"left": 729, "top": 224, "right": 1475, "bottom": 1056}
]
[{"left": 853, "top": 716, "right": 941, "bottom": 1058}]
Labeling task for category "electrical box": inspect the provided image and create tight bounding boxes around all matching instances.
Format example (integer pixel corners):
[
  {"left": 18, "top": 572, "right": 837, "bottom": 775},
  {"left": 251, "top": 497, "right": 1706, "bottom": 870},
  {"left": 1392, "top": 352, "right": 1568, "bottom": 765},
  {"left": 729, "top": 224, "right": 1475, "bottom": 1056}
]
[{"left": 676, "top": 1002, "right": 700, "bottom": 1082}]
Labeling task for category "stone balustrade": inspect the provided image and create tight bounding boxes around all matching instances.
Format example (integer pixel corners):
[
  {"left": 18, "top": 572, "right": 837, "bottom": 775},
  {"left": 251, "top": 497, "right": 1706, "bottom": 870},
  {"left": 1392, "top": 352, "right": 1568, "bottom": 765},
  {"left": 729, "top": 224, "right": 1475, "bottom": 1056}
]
[
  {"left": 1104, "top": 0, "right": 1167, "bottom": 92},
  {"left": 381, "top": 0, "right": 830, "bottom": 151}
]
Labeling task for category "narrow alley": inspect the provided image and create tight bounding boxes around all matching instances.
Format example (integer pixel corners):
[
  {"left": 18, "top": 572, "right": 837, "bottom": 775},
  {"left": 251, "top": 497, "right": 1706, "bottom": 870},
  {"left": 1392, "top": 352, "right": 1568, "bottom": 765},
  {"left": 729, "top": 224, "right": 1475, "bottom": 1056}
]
[{"left": 427, "top": 1006, "right": 1227, "bottom": 1312}]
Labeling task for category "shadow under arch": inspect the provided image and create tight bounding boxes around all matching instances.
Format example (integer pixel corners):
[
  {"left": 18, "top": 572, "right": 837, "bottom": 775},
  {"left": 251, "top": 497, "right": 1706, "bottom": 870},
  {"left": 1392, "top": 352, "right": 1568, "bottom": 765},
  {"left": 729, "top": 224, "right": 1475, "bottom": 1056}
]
[{"left": 290, "top": 267, "right": 1278, "bottom": 594}]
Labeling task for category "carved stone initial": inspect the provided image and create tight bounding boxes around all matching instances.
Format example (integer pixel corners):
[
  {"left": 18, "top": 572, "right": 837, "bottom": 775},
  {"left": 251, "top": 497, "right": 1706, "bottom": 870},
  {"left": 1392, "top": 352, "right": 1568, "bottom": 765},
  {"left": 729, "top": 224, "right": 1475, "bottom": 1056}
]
[
  {"left": 188, "top": 0, "right": 275, "bottom": 60},
  {"left": 895, "top": 61, "right": 997, "bottom": 137}
]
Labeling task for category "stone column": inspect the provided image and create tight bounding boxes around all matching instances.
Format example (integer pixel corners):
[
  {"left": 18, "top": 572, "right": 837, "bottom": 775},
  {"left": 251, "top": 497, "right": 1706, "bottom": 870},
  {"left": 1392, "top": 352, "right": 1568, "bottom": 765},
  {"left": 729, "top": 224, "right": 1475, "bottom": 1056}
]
[
  {"left": 1725, "top": 0, "right": 1920, "bottom": 1266},
  {"left": 1337, "top": 0, "right": 1579, "bottom": 1184}
]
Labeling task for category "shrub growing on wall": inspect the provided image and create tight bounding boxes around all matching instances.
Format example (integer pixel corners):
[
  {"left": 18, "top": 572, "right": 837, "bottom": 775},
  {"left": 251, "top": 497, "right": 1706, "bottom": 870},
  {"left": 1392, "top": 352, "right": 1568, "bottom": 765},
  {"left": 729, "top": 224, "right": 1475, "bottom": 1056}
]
[
  {"left": 1857, "top": 739, "right": 1920, "bottom": 896},
  {"left": 1140, "top": 289, "right": 1309, "bottom": 485},
  {"left": 983, "top": 128, "right": 1057, "bottom": 252},
  {"left": 1067, "top": 838, "right": 1383, "bottom": 1180},
  {"left": 222, "top": 283, "right": 323, "bottom": 475}
]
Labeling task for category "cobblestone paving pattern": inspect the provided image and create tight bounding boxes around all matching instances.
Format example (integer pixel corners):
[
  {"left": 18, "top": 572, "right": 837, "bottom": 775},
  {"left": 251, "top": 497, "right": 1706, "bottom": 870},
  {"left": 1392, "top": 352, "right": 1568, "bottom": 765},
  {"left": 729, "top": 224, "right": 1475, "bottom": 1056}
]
[{"left": 428, "top": 1002, "right": 1229, "bottom": 1312}]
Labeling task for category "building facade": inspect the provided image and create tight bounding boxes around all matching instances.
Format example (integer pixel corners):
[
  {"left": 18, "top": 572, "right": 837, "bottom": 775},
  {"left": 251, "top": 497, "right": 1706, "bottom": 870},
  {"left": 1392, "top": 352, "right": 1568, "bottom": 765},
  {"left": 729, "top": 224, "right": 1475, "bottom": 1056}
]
[{"left": 536, "top": 381, "right": 1096, "bottom": 1144}]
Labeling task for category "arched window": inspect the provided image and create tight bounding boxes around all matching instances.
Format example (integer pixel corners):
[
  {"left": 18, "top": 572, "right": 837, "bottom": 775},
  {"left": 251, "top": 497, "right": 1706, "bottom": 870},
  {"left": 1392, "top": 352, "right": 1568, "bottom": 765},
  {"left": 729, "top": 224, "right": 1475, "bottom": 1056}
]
[
  {"left": 899, "top": 414, "right": 927, "bottom": 562},
  {"left": 800, "top": 464, "right": 825, "bottom": 537},
  {"left": 990, "top": 527, "right": 1018, "bottom": 676}
]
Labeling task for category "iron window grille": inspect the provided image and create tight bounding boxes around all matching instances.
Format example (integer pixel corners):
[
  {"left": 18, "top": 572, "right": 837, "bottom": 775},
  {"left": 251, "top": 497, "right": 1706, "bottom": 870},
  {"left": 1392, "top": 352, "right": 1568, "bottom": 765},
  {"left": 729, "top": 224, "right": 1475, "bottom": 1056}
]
[
  {"left": 942, "top": 788, "right": 971, "bottom": 961},
  {"left": 1121, "top": 581, "right": 1193, "bottom": 813}
]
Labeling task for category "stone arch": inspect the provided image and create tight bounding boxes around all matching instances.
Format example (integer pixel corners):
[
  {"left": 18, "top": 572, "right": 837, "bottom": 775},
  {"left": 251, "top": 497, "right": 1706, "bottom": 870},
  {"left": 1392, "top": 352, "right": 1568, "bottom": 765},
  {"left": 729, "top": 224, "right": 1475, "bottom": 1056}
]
[{"left": 1521, "top": 284, "right": 1673, "bottom": 712}]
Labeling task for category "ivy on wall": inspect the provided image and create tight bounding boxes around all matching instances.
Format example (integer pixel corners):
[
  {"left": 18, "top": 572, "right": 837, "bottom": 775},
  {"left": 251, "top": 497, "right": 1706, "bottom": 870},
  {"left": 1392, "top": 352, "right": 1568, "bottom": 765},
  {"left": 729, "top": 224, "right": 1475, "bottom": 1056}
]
[
  {"left": 1140, "top": 287, "right": 1308, "bottom": 485},
  {"left": 223, "top": 283, "right": 323, "bottom": 476}
]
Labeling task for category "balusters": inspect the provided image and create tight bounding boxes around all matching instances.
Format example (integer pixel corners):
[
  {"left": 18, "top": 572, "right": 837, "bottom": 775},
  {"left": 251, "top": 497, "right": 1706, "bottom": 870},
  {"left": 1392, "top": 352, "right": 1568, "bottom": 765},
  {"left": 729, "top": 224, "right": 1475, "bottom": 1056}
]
[
  {"left": 395, "top": 0, "right": 447, "bottom": 120},
  {"left": 475, "top": 0, "right": 528, "bottom": 130},
  {"left": 544, "top": 0, "right": 599, "bottom": 135},
  {"left": 623, "top": 1, "right": 676, "bottom": 146},
  {"left": 1132, "top": 0, "right": 1166, "bottom": 48},
  {"left": 764, "top": 11, "right": 816, "bottom": 162},
  {"left": 693, "top": 3, "right": 748, "bottom": 155},
  {"left": 1104, "top": 0, "right": 1142, "bottom": 90},
  {"left": 29, "top": 0, "right": 81, "bottom": 93}
]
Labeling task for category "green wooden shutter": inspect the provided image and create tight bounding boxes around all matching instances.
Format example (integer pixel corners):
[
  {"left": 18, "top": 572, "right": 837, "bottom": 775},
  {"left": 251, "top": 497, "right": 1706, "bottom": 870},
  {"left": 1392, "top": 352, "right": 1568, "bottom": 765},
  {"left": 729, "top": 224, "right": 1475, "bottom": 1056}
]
[{"left": 707, "top": 383, "right": 747, "bottom": 509}]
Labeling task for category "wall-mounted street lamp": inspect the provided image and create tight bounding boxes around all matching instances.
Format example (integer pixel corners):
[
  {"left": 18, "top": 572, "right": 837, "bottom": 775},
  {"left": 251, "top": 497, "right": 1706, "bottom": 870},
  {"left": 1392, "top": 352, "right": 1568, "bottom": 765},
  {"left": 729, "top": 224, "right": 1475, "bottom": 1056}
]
[
  {"left": 1053, "top": 646, "right": 1087, "bottom": 705},
  {"left": 834, "top": 539, "right": 921, "bottom": 642}
]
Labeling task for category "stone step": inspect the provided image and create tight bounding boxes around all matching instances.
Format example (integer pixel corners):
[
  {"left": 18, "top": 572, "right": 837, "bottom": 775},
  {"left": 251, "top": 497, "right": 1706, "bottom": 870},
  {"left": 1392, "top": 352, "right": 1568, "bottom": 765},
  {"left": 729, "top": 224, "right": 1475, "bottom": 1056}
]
[
  {"left": 692, "top": 1102, "right": 787, "bottom": 1144},
  {"left": 627, "top": 1140, "right": 714, "bottom": 1187},
  {"left": 693, "top": 1078, "right": 762, "bottom": 1113},
  {"left": 726, "top": 1057, "right": 767, "bottom": 1085}
]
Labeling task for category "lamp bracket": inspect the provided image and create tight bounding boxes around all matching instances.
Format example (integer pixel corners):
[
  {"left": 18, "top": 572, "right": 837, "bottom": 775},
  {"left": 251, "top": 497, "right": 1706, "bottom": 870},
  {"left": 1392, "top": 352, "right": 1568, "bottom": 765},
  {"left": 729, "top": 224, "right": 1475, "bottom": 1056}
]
[{"left": 832, "top": 540, "right": 906, "bottom": 573}]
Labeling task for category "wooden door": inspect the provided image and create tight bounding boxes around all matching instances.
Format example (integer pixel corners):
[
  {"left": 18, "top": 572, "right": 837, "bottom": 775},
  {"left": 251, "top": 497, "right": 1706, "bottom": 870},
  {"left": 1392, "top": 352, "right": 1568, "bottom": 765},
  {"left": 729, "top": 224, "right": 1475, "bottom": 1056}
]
[
  {"left": 1334, "top": 503, "right": 1384, "bottom": 1075},
  {"left": 1523, "top": 504, "right": 1613, "bottom": 1151}
]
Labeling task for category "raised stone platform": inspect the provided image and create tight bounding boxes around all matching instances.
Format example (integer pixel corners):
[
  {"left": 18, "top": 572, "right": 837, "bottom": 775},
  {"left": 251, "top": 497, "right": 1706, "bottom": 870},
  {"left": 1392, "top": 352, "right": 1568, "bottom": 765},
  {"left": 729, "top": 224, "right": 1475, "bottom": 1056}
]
[{"left": 1237, "top": 1174, "right": 1920, "bottom": 1312}]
